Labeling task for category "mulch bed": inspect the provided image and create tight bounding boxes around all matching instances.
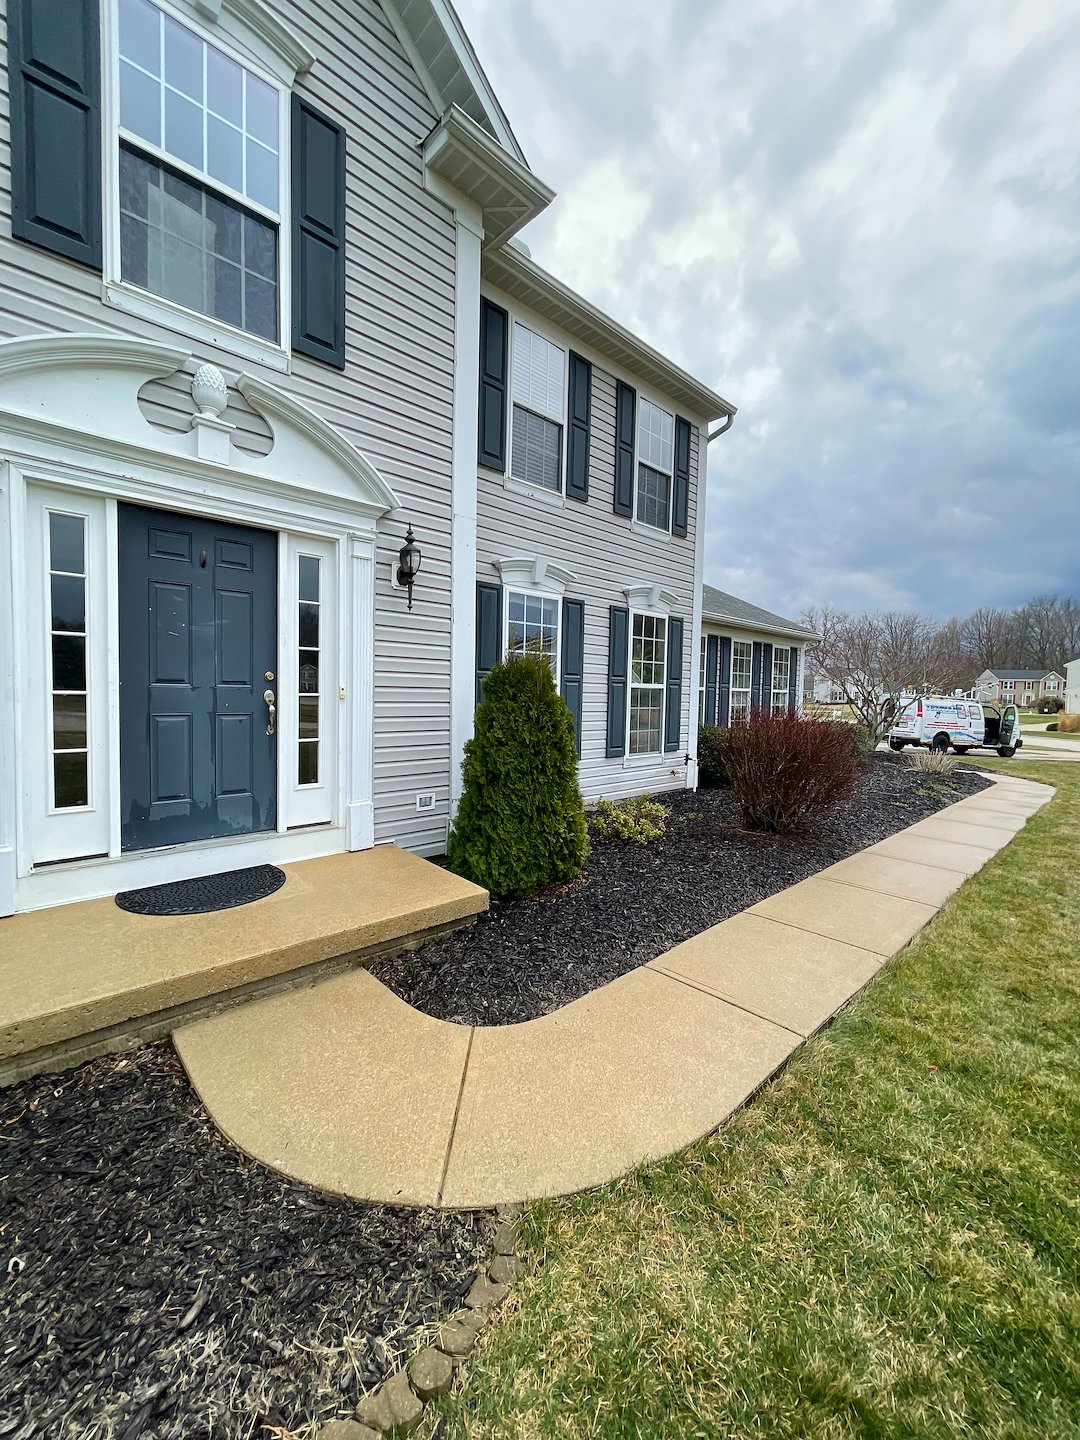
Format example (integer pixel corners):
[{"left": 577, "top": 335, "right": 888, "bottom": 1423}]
[
  {"left": 371, "top": 754, "right": 993, "bottom": 1026},
  {"left": 0, "top": 1047, "right": 492, "bottom": 1440}
]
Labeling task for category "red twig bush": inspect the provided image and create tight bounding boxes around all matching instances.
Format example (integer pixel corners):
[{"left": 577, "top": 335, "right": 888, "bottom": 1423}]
[{"left": 721, "top": 712, "right": 861, "bottom": 833}]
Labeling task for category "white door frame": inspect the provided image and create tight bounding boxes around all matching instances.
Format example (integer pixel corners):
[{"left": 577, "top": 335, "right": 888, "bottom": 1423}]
[{"left": 0, "top": 334, "right": 398, "bottom": 913}]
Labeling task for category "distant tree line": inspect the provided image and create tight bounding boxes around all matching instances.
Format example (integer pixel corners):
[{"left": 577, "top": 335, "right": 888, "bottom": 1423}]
[{"left": 801, "top": 595, "right": 1080, "bottom": 740}]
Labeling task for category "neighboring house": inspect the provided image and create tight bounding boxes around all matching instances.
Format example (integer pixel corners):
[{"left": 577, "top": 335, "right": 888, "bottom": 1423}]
[
  {"left": 1066, "top": 658, "right": 1080, "bottom": 713},
  {"left": 698, "top": 586, "right": 818, "bottom": 725},
  {"left": 0, "top": 0, "right": 734, "bottom": 915},
  {"left": 974, "top": 669, "right": 1066, "bottom": 706}
]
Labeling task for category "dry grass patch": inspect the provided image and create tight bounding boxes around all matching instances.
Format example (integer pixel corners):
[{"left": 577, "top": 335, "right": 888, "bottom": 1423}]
[{"left": 432, "top": 762, "right": 1080, "bottom": 1440}]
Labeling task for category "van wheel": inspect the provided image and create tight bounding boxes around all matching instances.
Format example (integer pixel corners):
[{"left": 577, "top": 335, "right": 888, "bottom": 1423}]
[
  {"left": 931, "top": 733, "right": 950, "bottom": 752},
  {"left": 997, "top": 745, "right": 1016, "bottom": 758},
  {"left": 952, "top": 746, "right": 971, "bottom": 755},
  {"left": 889, "top": 739, "right": 905, "bottom": 751}
]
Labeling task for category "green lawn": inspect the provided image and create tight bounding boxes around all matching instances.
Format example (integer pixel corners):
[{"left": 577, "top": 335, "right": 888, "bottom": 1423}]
[{"left": 434, "top": 760, "right": 1080, "bottom": 1440}]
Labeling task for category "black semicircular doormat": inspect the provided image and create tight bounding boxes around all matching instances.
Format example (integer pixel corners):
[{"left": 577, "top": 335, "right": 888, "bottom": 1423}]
[{"left": 115, "top": 864, "right": 287, "bottom": 916}]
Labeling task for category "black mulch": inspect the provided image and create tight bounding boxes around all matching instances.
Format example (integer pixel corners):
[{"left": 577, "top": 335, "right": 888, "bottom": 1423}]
[
  {"left": 0, "top": 1047, "right": 492, "bottom": 1440},
  {"left": 372, "top": 754, "right": 993, "bottom": 1026}
]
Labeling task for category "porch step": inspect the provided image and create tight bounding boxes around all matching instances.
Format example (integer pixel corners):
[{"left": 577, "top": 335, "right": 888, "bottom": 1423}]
[{"left": 0, "top": 848, "right": 487, "bottom": 1087}]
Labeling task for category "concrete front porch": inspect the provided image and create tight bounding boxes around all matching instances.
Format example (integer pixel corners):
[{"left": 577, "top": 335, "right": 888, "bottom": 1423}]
[{"left": 0, "top": 847, "right": 488, "bottom": 1087}]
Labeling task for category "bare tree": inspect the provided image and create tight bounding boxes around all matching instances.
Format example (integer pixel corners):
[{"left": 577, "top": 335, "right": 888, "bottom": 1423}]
[
  {"left": 803, "top": 606, "right": 952, "bottom": 740},
  {"left": 961, "top": 607, "right": 1019, "bottom": 672}
]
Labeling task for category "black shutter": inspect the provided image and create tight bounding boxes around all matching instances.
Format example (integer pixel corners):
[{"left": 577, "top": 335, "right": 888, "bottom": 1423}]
[
  {"left": 606, "top": 606, "right": 630, "bottom": 757},
  {"left": 788, "top": 645, "right": 800, "bottom": 713},
  {"left": 613, "top": 381, "right": 636, "bottom": 517},
  {"left": 750, "top": 641, "right": 764, "bottom": 712},
  {"left": 664, "top": 617, "right": 684, "bottom": 753},
  {"left": 717, "top": 636, "right": 732, "bottom": 726},
  {"left": 9, "top": 0, "right": 101, "bottom": 269},
  {"left": 292, "top": 97, "right": 346, "bottom": 368},
  {"left": 566, "top": 352, "right": 592, "bottom": 502},
  {"left": 704, "top": 634, "right": 719, "bottom": 727},
  {"left": 475, "top": 582, "right": 502, "bottom": 703},
  {"left": 560, "top": 599, "right": 585, "bottom": 754},
  {"left": 672, "top": 416, "right": 692, "bottom": 538},
  {"left": 478, "top": 298, "right": 509, "bottom": 471},
  {"left": 760, "top": 642, "right": 774, "bottom": 713}
]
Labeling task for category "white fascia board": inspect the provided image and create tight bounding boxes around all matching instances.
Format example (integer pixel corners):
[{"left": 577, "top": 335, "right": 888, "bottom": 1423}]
[{"left": 482, "top": 246, "right": 736, "bottom": 422}]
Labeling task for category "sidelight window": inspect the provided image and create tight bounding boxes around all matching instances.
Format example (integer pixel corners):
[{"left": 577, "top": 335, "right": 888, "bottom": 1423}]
[
  {"left": 48, "top": 513, "right": 90, "bottom": 809},
  {"left": 297, "top": 554, "right": 321, "bottom": 786}
]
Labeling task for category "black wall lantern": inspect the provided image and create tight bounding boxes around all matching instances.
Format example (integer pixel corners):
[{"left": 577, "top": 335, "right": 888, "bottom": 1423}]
[{"left": 396, "top": 524, "right": 422, "bottom": 611}]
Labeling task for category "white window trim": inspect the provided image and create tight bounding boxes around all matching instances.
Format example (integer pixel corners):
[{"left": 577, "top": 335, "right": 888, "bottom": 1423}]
[
  {"left": 771, "top": 645, "right": 791, "bottom": 714},
  {"left": 477, "top": 302, "right": 569, "bottom": 494},
  {"left": 502, "top": 587, "right": 561, "bottom": 678},
  {"left": 633, "top": 391, "right": 676, "bottom": 534},
  {"left": 506, "top": 314, "right": 569, "bottom": 497},
  {"left": 626, "top": 607, "right": 668, "bottom": 761},
  {"left": 699, "top": 635, "right": 707, "bottom": 724},
  {"left": 283, "top": 534, "right": 337, "bottom": 829},
  {"left": 730, "top": 638, "right": 753, "bottom": 719},
  {"left": 100, "top": 0, "right": 295, "bottom": 371}
]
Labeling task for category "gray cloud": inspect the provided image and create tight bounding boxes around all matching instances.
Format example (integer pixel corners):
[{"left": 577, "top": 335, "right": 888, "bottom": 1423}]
[{"left": 457, "top": 0, "right": 1080, "bottom": 616}]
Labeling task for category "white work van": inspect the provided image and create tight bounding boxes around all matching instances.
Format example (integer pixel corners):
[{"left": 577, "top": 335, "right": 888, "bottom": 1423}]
[{"left": 889, "top": 696, "right": 1022, "bottom": 757}]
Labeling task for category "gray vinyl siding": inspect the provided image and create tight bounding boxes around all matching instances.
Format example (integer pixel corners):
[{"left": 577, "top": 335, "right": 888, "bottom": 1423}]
[
  {"left": 477, "top": 286, "right": 704, "bottom": 802},
  {"left": 0, "top": 0, "right": 457, "bottom": 853}
]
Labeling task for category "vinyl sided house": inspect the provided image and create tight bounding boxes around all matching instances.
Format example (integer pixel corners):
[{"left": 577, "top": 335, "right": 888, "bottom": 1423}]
[
  {"left": 1067, "top": 658, "right": 1080, "bottom": 714},
  {"left": 0, "top": 0, "right": 734, "bottom": 917},
  {"left": 974, "top": 668, "right": 1065, "bottom": 707},
  {"left": 698, "top": 585, "right": 817, "bottom": 725}
]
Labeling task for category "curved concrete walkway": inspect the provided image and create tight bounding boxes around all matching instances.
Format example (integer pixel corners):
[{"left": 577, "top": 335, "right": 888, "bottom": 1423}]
[{"left": 175, "top": 775, "right": 1053, "bottom": 1208}]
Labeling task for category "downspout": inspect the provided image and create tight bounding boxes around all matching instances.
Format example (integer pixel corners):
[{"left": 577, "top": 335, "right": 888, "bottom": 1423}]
[{"left": 707, "top": 412, "right": 735, "bottom": 444}]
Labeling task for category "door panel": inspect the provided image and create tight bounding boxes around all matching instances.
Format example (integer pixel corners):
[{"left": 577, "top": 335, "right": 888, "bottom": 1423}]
[{"left": 119, "top": 503, "right": 277, "bottom": 852}]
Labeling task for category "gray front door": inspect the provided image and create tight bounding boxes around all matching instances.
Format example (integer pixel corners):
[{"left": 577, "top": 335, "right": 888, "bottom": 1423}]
[{"left": 119, "top": 504, "right": 278, "bottom": 852}]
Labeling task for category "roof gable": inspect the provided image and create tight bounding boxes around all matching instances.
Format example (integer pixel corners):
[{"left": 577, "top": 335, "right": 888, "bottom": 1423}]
[{"left": 379, "top": 0, "right": 526, "bottom": 163}]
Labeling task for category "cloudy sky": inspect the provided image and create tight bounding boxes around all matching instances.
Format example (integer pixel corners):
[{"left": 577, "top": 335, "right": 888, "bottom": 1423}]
[{"left": 455, "top": 0, "right": 1080, "bottom": 620}]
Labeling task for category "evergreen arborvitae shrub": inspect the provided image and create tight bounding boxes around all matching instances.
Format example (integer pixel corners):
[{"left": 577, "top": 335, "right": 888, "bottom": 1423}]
[{"left": 448, "top": 653, "right": 589, "bottom": 898}]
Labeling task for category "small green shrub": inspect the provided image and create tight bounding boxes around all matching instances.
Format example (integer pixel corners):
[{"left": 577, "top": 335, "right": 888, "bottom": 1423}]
[
  {"left": 697, "top": 725, "right": 729, "bottom": 787},
  {"left": 907, "top": 747, "right": 959, "bottom": 775},
  {"left": 448, "top": 653, "right": 588, "bottom": 898},
  {"left": 722, "top": 713, "right": 860, "bottom": 833},
  {"left": 591, "top": 796, "right": 667, "bottom": 844},
  {"left": 1046, "top": 722, "right": 1059, "bottom": 732}
]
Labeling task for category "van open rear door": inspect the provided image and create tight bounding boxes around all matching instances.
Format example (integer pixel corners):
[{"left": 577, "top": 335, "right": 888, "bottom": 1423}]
[{"left": 999, "top": 705, "right": 1020, "bottom": 757}]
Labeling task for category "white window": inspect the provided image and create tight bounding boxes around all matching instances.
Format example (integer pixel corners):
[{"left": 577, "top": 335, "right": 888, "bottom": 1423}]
[
  {"left": 699, "top": 635, "right": 708, "bottom": 723},
  {"left": 510, "top": 323, "right": 565, "bottom": 492},
  {"left": 629, "top": 612, "right": 666, "bottom": 754},
  {"left": 297, "top": 554, "right": 321, "bottom": 786},
  {"left": 114, "top": 0, "right": 285, "bottom": 343},
  {"left": 506, "top": 590, "right": 559, "bottom": 672},
  {"left": 47, "top": 513, "right": 91, "bottom": 810},
  {"left": 730, "top": 640, "right": 752, "bottom": 719},
  {"left": 771, "top": 647, "right": 791, "bottom": 715},
  {"left": 635, "top": 398, "right": 674, "bottom": 530}
]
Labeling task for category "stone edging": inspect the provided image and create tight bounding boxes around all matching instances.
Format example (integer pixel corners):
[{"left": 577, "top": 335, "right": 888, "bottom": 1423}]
[{"left": 316, "top": 1207, "right": 524, "bottom": 1438}]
